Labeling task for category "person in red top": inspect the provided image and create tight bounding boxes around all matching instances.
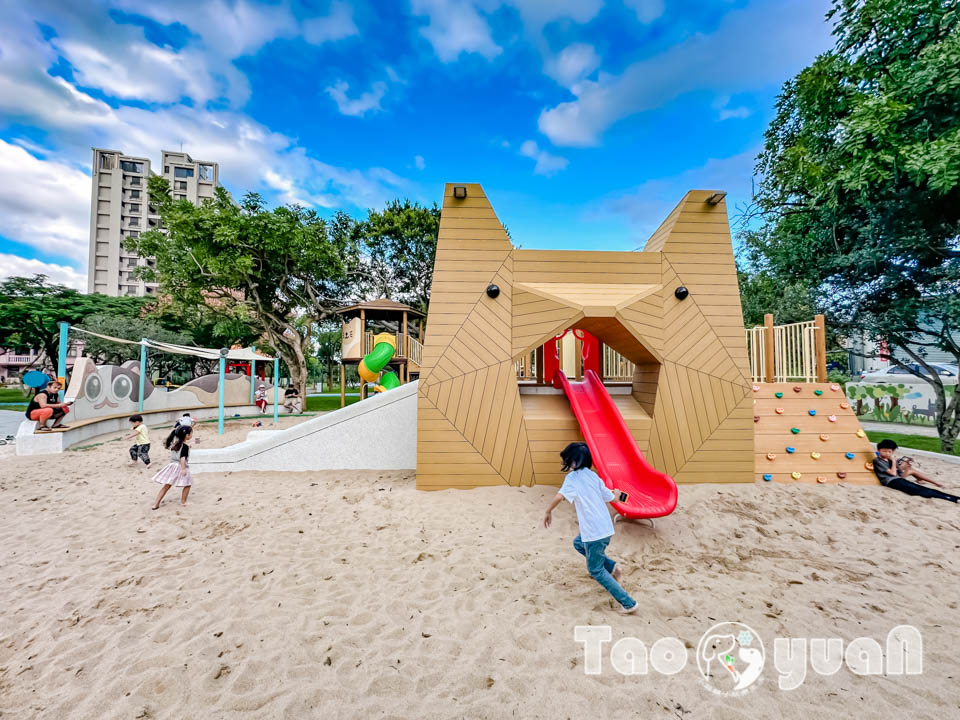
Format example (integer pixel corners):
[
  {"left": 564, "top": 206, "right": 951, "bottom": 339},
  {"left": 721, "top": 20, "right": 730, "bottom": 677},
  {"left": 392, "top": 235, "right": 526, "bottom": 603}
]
[{"left": 25, "top": 379, "right": 71, "bottom": 431}]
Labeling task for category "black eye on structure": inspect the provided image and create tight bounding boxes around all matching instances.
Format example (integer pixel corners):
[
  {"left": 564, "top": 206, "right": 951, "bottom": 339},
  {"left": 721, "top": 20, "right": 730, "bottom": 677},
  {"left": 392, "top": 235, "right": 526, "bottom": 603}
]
[
  {"left": 85, "top": 374, "right": 103, "bottom": 401},
  {"left": 113, "top": 374, "right": 133, "bottom": 399}
]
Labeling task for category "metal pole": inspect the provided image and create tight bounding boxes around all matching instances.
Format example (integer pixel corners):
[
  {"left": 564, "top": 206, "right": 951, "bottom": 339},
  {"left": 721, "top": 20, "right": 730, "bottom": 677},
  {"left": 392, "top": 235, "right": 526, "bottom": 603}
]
[
  {"left": 250, "top": 346, "right": 256, "bottom": 405},
  {"left": 57, "top": 321, "right": 69, "bottom": 401},
  {"left": 138, "top": 339, "right": 147, "bottom": 411},
  {"left": 273, "top": 357, "right": 279, "bottom": 424},
  {"left": 218, "top": 355, "right": 225, "bottom": 435}
]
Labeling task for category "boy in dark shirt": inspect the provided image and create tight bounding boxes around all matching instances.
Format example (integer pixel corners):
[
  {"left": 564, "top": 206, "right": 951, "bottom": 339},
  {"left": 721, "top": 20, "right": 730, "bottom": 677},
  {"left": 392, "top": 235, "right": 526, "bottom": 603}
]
[{"left": 874, "top": 439, "right": 958, "bottom": 503}]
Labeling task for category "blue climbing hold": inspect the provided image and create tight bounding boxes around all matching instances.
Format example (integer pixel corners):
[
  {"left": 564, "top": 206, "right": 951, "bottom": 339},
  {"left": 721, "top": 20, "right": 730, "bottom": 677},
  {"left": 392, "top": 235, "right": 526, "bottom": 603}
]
[
  {"left": 808, "top": 409, "right": 817, "bottom": 416},
  {"left": 786, "top": 446, "right": 796, "bottom": 454},
  {"left": 763, "top": 474, "right": 773, "bottom": 482},
  {"left": 845, "top": 452, "right": 855, "bottom": 460}
]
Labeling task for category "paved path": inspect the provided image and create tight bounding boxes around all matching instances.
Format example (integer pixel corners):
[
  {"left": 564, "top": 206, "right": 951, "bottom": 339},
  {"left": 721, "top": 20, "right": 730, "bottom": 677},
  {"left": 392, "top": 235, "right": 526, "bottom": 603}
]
[
  {"left": 859, "top": 421, "right": 939, "bottom": 438},
  {"left": 0, "top": 410, "right": 23, "bottom": 440}
]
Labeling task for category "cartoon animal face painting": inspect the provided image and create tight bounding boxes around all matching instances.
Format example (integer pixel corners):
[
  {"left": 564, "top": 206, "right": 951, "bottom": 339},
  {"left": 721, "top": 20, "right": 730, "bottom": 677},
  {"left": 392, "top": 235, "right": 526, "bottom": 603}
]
[{"left": 81, "top": 363, "right": 153, "bottom": 410}]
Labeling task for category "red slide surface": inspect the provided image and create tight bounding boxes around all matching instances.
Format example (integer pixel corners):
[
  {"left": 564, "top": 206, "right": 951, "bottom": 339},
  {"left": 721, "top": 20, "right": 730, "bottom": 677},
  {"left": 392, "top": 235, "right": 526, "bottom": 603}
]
[{"left": 555, "top": 370, "right": 677, "bottom": 519}]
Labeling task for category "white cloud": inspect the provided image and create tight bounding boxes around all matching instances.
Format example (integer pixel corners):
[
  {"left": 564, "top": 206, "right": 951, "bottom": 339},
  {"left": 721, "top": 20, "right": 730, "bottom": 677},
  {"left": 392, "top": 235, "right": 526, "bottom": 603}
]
[
  {"left": 719, "top": 106, "right": 751, "bottom": 120},
  {"left": 302, "top": 1, "right": 359, "bottom": 43},
  {"left": 545, "top": 43, "right": 600, "bottom": 88},
  {"left": 504, "top": 0, "right": 604, "bottom": 35},
  {"left": 414, "top": 155, "right": 426, "bottom": 170},
  {"left": 411, "top": 0, "right": 502, "bottom": 61},
  {"left": 325, "top": 80, "right": 388, "bottom": 117},
  {"left": 0, "top": 140, "right": 90, "bottom": 263},
  {"left": 519, "top": 140, "right": 568, "bottom": 176},
  {"left": 624, "top": 0, "right": 666, "bottom": 24},
  {"left": 594, "top": 149, "right": 758, "bottom": 242},
  {"left": 0, "top": 253, "right": 87, "bottom": 290},
  {"left": 538, "top": 0, "right": 833, "bottom": 146}
]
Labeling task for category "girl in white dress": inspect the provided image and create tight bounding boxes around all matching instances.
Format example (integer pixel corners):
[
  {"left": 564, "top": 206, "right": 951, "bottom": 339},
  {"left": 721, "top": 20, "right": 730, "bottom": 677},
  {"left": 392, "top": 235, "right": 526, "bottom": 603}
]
[{"left": 151, "top": 425, "right": 193, "bottom": 509}]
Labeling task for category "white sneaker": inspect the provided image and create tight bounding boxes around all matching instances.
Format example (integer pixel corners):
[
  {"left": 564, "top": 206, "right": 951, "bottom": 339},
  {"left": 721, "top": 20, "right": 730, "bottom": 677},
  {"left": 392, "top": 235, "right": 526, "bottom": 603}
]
[{"left": 618, "top": 602, "right": 639, "bottom": 615}]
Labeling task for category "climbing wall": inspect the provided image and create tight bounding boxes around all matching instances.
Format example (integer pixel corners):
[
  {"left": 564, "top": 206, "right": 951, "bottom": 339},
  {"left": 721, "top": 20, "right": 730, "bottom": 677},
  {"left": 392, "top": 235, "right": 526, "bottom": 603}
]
[{"left": 753, "top": 382, "right": 878, "bottom": 484}]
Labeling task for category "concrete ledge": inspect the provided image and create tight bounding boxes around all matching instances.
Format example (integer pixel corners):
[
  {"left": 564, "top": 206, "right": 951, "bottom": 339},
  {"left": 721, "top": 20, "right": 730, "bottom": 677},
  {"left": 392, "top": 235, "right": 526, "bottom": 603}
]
[
  {"left": 191, "top": 382, "right": 417, "bottom": 473},
  {"left": 15, "top": 404, "right": 267, "bottom": 456}
]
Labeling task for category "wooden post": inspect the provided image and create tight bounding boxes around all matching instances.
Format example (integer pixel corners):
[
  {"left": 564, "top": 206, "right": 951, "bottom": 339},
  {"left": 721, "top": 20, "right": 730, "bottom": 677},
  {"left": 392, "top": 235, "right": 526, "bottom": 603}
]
[
  {"left": 574, "top": 336, "right": 583, "bottom": 381},
  {"left": 360, "top": 309, "right": 366, "bottom": 354},
  {"left": 402, "top": 310, "right": 408, "bottom": 358},
  {"left": 763, "top": 314, "right": 775, "bottom": 384},
  {"left": 535, "top": 345, "right": 544, "bottom": 384},
  {"left": 419, "top": 319, "right": 424, "bottom": 341},
  {"left": 814, "top": 313, "right": 827, "bottom": 383},
  {"left": 340, "top": 363, "right": 345, "bottom": 408},
  {"left": 597, "top": 342, "right": 605, "bottom": 382}
]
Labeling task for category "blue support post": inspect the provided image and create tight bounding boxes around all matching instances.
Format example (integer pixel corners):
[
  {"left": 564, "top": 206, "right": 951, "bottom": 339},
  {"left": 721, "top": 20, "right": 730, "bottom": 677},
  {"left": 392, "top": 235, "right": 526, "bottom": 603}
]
[
  {"left": 250, "top": 346, "right": 256, "bottom": 405},
  {"left": 57, "top": 322, "right": 69, "bottom": 401},
  {"left": 218, "top": 355, "right": 226, "bottom": 435},
  {"left": 273, "top": 357, "right": 279, "bottom": 424},
  {"left": 138, "top": 339, "right": 147, "bottom": 412}
]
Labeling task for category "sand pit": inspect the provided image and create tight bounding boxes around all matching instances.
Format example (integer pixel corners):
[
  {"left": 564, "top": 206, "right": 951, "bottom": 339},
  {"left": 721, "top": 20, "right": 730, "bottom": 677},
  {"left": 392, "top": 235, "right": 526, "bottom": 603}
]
[{"left": 1, "top": 440, "right": 958, "bottom": 719}]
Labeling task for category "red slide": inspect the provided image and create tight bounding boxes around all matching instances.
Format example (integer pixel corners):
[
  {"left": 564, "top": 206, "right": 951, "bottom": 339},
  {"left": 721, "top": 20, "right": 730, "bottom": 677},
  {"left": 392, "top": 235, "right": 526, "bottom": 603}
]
[{"left": 554, "top": 370, "right": 677, "bottom": 520}]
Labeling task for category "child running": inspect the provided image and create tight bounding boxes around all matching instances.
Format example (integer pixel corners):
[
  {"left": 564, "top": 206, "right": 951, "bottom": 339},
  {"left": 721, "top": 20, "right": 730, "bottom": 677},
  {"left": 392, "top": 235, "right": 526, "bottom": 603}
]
[
  {"left": 126, "top": 414, "right": 151, "bottom": 467},
  {"left": 543, "top": 442, "right": 638, "bottom": 614},
  {"left": 151, "top": 425, "right": 193, "bottom": 510}
]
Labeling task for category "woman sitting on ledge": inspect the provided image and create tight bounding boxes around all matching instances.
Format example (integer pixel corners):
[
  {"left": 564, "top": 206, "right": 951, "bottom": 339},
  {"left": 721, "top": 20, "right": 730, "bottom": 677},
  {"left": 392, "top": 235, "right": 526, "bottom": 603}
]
[{"left": 25, "top": 379, "right": 71, "bottom": 432}]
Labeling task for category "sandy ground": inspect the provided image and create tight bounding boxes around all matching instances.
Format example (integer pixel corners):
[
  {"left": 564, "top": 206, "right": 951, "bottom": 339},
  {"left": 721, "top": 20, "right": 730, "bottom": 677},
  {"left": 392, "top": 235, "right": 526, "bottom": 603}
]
[{"left": 1, "top": 434, "right": 959, "bottom": 719}]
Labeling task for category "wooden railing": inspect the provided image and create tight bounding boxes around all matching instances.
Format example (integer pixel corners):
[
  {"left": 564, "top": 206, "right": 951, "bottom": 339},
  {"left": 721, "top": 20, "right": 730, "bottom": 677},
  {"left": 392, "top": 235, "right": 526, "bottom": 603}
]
[
  {"left": 745, "top": 314, "right": 827, "bottom": 383},
  {"left": 361, "top": 332, "right": 424, "bottom": 366},
  {"left": 602, "top": 346, "right": 635, "bottom": 382},
  {"left": 515, "top": 350, "right": 537, "bottom": 381}
]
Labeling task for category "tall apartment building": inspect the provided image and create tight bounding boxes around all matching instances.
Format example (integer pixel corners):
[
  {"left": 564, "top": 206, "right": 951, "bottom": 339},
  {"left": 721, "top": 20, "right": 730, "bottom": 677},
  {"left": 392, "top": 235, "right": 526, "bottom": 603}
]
[{"left": 87, "top": 148, "right": 219, "bottom": 296}]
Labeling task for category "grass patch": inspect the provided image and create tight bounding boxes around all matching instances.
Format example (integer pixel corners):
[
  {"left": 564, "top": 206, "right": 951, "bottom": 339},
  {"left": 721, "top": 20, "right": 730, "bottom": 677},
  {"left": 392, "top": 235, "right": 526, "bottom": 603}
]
[
  {"left": 864, "top": 430, "right": 959, "bottom": 456},
  {"left": 1, "top": 404, "right": 28, "bottom": 412},
  {"left": 306, "top": 395, "right": 362, "bottom": 412}
]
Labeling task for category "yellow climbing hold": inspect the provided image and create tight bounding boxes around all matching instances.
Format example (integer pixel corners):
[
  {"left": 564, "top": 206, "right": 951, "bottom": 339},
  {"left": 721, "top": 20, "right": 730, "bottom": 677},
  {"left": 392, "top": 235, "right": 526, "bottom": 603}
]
[
  {"left": 856, "top": 429, "right": 866, "bottom": 438},
  {"left": 791, "top": 471, "right": 802, "bottom": 480},
  {"left": 811, "top": 451, "right": 821, "bottom": 460}
]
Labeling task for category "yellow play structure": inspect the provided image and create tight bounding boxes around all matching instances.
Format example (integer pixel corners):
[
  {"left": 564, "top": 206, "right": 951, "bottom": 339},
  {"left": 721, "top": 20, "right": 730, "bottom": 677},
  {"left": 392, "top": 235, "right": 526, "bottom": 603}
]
[{"left": 415, "top": 183, "right": 877, "bottom": 492}]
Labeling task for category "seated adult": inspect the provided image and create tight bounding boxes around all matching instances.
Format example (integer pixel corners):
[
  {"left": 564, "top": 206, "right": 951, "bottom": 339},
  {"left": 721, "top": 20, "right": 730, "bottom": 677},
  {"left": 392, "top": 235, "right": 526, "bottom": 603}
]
[
  {"left": 25, "top": 380, "right": 71, "bottom": 431},
  {"left": 283, "top": 386, "right": 301, "bottom": 414},
  {"left": 873, "top": 439, "right": 958, "bottom": 503}
]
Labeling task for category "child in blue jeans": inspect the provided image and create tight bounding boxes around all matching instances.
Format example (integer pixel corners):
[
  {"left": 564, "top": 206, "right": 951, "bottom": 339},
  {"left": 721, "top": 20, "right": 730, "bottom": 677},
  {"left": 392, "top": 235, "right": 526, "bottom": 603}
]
[{"left": 543, "top": 442, "right": 638, "bottom": 614}]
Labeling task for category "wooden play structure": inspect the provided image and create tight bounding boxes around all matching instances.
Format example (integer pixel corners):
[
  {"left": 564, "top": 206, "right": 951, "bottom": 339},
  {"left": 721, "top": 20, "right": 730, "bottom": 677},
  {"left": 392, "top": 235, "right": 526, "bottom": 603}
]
[
  {"left": 415, "top": 183, "right": 878, "bottom": 491},
  {"left": 336, "top": 299, "right": 424, "bottom": 406}
]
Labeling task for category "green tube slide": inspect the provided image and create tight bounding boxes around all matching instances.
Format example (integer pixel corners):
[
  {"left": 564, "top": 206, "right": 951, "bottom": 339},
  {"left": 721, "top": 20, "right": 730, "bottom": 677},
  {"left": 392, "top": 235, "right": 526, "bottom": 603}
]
[
  {"left": 378, "top": 371, "right": 401, "bottom": 390},
  {"left": 358, "top": 340, "right": 399, "bottom": 392}
]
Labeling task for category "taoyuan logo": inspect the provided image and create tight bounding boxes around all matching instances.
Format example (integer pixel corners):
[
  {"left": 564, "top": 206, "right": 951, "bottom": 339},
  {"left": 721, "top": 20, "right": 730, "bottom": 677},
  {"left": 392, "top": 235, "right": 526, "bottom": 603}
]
[
  {"left": 696, "top": 622, "right": 765, "bottom": 696},
  {"left": 574, "top": 622, "right": 922, "bottom": 692}
]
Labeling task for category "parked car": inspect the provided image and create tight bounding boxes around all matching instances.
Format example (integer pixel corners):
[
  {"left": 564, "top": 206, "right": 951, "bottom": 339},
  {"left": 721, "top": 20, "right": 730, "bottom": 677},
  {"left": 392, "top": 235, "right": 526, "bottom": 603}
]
[{"left": 860, "top": 363, "right": 958, "bottom": 384}]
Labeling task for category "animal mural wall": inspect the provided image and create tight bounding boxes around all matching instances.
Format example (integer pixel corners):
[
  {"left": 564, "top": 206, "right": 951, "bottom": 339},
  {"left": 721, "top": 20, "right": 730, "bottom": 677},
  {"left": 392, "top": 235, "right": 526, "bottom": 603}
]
[
  {"left": 63, "top": 356, "right": 275, "bottom": 422},
  {"left": 845, "top": 381, "right": 954, "bottom": 426}
]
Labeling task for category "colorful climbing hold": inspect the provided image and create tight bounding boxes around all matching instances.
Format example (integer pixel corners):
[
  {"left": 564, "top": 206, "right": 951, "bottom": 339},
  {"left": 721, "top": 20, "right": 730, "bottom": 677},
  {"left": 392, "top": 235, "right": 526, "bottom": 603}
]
[
  {"left": 808, "top": 409, "right": 817, "bottom": 416},
  {"left": 830, "top": 383, "right": 841, "bottom": 392},
  {"left": 775, "top": 407, "right": 785, "bottom": 414},
  {"left": 814, "top": 389, "right": 823, "bottom": 396},
  {"left": 856, "top": 429, "right": 866, "bottom": 438},
  {"left": 790, "top": 471, "right": 802, "bottom": 480},
  {"left": 752, "top": 385, "right": 760, "bottom": 392},
  {"left": 775, "top": 392, "right": 783, "bottom": 399},
  {"left": 786, "top": 446, "right": 796, "bottom": 454},
  {"left": 793, "top": 386, "right": 802, "bottom": 393},
  {"left": 840, "top": 402, "right": 850, "bottom": 410},
  {"left": 790, "top": 427, "right": 800, "bottom": 434},
  {"left": 766, "top": 453, "right": 777, "bottom": 461},
  {"left": 811, "top": 451, "right": 821, "bottom": 460},
  {"left": 845, "top": 452, "right": 855, "bottom": 460},
  {"left": 837, "top": 472, "right": 847, "bottom": 479},
  {"left": 828, "top": 415, "right": 837, "bottom": 423},
  {"left": 754, "top": 415, "right": 760, "bottom": 423},
  {"left": 816, "top": 476, "right": 827, "bottom": 484},
  {"left": 819, "top": 434, "right": 830, "bottom": 441},
  {"left": 763, "top": 474, "right": 773, "bottom": 482}
]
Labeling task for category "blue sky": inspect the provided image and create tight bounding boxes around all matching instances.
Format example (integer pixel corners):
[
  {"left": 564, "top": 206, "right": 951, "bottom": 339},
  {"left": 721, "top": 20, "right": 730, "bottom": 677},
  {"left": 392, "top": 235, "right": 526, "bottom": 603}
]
[{"left": 0, "top": 0, "right": 835, "bottom": 290}]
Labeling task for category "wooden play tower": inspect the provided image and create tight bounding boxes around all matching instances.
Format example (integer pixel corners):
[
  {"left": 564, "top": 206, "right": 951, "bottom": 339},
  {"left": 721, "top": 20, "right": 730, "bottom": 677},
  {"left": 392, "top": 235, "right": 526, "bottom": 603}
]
[{"left": 336, "top": 299, "right": 425, "bottom": 405}]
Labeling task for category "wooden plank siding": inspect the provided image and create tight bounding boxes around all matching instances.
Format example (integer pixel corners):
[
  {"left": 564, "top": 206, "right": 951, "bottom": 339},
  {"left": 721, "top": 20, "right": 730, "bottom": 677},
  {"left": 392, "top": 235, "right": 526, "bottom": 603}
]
[{"left": 417, "top": 186, "right": 767, "bottom": 489}]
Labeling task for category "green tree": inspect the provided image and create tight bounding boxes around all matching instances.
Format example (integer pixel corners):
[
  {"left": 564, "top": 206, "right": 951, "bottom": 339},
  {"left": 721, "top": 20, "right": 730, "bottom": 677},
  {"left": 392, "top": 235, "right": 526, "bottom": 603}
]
[
  {"left": 0, "top": 275, "right": 144, "bottom": 374},
  {"left": 77, "top": 313, "right": 198, "bottom": 377},
  {"left": 743, "top": 0, "right": 960, "bottom": 451},
  {"left": 361, "top": 199, "right": 440, "bottom": 314},
  {"left": 737, "top": 270, "right": 819, "bottom": 328},
  {"left": 128, "top": 178, "right": 364, "bottom": 396}
]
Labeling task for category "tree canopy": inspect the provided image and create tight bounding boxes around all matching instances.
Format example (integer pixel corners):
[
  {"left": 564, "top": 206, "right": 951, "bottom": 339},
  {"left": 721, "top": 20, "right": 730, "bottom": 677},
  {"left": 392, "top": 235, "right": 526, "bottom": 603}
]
[
  {"left": 128, "top": 177, "right": 365, "bottom": 394},
  {"left": 0, "top": 275, "right": 145, "bottom": 373},
  {"left": 743, "top": 0, "right": 960, "bottom": 450}
]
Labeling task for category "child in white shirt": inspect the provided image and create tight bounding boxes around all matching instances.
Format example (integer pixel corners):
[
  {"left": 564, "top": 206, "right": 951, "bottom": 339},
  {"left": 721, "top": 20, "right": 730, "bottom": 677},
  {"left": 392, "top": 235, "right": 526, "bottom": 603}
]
[{"left": 543, "top": 442, "right": 638, "bottom": 613}]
